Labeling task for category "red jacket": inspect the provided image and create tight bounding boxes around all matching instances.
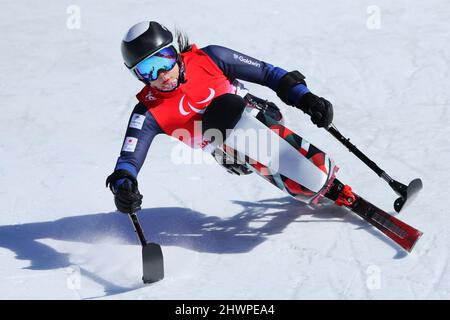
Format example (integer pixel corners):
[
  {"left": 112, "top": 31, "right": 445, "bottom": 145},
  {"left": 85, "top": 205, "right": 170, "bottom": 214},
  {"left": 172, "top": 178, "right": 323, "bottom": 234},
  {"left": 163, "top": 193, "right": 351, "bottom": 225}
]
[{"left": 136, "top": 44, "right": 238, "bottom": 148}]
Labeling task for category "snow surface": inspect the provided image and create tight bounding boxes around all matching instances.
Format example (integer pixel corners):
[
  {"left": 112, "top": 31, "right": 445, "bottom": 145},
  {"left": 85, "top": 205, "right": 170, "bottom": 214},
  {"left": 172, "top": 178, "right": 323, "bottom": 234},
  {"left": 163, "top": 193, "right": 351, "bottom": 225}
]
[{"left": 1, "top": 0, "right": 449, "bottom": 299}]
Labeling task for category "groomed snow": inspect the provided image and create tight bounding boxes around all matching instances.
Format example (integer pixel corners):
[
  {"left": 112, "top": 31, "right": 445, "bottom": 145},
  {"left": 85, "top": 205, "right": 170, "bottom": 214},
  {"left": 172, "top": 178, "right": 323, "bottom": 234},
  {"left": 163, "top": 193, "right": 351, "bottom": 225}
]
[{"left": 0, "top": 0, "right": 449, "bottom": 299}]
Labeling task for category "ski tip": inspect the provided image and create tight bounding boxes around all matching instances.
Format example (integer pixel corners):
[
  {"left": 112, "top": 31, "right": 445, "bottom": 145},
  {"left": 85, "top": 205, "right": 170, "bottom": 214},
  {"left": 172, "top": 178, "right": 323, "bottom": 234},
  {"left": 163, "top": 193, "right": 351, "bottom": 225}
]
[{"left": 404, "top": 230, "right": 424, "bottom": 253}]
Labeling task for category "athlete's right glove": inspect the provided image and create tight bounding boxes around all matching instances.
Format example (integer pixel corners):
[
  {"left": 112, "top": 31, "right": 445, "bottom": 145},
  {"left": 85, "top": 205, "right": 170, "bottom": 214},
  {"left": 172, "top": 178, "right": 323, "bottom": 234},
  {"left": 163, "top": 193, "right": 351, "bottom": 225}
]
[
  {"left": 296, "top": 92, "right": 334, "bottom": 129},
  {"left": 106, "top": 170, "right": 143, "bottom": 214}
]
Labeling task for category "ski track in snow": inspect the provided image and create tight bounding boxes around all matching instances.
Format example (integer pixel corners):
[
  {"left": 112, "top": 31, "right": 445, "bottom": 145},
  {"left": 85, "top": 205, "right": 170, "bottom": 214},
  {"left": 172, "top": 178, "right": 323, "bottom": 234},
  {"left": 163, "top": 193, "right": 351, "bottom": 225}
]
[{"left": 1, "top": 0, "right": 450, "bottom": 299}]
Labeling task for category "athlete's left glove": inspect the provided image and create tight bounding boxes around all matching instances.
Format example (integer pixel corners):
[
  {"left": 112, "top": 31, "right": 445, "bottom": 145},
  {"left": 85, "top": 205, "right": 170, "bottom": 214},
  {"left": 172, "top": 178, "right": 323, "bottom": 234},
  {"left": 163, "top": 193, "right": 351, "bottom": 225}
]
[{"left": 106, "top": 170, "right": 143, "bottom": 214}]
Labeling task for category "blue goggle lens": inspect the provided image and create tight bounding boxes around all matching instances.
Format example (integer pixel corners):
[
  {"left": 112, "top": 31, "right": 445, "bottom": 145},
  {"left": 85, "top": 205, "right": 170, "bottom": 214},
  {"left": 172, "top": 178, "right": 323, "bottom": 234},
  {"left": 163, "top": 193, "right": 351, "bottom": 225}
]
[{"left": 134, "top": 46, "right": 178, "bottom": 82}]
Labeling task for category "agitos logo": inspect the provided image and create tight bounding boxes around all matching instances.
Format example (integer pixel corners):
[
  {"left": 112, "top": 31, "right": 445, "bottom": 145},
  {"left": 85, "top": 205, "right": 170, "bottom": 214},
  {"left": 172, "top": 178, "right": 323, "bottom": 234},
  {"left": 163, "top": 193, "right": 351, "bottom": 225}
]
[{"left": 178, "top": 88, "right": 215, "bottom": 116}]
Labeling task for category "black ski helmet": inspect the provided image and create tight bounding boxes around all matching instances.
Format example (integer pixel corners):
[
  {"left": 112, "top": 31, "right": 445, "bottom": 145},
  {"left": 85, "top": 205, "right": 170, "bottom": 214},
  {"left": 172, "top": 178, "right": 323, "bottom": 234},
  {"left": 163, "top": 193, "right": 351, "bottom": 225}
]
[{"left": 121, "top": 21, "right": 179, "bottom": 69}]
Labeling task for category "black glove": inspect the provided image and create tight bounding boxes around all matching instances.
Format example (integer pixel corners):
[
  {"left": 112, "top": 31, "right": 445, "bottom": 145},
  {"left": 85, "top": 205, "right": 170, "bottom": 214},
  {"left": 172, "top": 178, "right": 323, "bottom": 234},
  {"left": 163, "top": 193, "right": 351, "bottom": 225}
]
[
  {"left": 296, "top": 92, "right": 334, "bottom": 128},
  {"left": 106, "top": 170, "right": 143, "bottom": 214}
]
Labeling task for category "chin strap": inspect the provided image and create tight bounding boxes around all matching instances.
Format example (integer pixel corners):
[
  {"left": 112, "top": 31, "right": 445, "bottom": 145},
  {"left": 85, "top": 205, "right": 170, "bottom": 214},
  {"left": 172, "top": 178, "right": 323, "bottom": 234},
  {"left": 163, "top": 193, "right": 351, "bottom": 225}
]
[{"left": 177, "top": 56, "right": 187, "bottom": 85}]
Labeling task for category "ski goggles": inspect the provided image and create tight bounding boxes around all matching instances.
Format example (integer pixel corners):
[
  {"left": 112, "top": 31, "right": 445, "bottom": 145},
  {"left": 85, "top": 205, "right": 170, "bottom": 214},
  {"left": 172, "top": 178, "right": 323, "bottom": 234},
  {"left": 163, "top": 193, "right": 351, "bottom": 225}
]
[{"left": 132, "top": 45, "right": 178, "bottom": 82}]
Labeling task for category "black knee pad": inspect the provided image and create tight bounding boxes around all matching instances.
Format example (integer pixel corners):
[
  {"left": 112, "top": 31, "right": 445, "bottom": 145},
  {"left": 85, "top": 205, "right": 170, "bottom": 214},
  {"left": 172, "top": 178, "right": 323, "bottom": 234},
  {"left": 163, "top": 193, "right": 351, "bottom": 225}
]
[{"left": 202, "top": 94, "right": 247, "bottom": 141}]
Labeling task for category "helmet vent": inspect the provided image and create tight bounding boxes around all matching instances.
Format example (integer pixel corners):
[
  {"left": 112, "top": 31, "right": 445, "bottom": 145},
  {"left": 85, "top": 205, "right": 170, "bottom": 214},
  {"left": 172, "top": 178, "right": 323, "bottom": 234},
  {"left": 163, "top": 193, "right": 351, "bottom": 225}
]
[{"left": 123, "top": 21, "right": 151, "bottom": 42}]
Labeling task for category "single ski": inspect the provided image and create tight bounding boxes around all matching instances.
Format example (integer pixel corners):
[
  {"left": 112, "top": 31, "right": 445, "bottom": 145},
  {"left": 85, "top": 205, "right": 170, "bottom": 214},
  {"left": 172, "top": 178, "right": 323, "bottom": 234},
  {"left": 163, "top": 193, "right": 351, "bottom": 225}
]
[{"left": 325, "top": 179, "right": 423, "bottom": 252}]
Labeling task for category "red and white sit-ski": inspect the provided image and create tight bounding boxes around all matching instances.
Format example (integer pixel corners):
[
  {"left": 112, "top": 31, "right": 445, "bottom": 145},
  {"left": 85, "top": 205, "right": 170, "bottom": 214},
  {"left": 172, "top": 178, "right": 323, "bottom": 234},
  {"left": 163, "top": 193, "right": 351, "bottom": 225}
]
[{"left": 211, "top": 96, "right": 423, "bottom": 252}]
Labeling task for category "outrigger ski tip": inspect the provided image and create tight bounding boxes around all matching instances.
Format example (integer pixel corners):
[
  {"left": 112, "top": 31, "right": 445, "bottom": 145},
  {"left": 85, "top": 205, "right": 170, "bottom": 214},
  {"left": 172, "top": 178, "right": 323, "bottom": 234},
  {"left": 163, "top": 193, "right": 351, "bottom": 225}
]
[
  {"left": 391, "top": 178, "right": 423, "bottom": 213},
  {"left": 142, "top": 243, "right": 164, "bottom": 284},
  {"left": 327, "top": 124, "right": 423, "bottom": 213},
  {"left": 128, "top": 212, "right": 164, "bottom": 284}
]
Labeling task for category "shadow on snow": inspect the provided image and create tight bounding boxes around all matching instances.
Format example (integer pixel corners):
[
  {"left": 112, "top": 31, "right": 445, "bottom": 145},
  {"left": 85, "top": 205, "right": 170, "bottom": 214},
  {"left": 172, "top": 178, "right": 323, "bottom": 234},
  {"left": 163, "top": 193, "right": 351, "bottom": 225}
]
[{"left": 0, "top": 196, "right": 406, "bottom": 297}]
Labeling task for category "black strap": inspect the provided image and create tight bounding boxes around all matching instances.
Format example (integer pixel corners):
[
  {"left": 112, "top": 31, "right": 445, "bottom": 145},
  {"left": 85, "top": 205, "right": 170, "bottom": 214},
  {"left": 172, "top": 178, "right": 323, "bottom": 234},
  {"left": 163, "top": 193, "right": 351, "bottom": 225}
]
[
  {"left": 105, "top": 169, "right": 138, "bottom": 192},
  {"left": 276, "top": 70, "right": 306, "bottom": 104}
]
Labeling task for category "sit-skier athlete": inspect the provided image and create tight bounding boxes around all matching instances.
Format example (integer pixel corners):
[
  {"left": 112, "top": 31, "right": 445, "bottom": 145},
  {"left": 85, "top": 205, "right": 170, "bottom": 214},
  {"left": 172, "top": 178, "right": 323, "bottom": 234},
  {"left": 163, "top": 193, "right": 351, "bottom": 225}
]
[{"left": 106, "top": 21, "right": 333, "bottom": 214}]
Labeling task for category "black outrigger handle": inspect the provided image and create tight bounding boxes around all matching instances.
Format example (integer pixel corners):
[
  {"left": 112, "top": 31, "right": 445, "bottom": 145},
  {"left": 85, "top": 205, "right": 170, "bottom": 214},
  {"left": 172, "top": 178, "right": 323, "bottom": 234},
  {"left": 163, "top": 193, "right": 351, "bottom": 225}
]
[
  {"left": 326, "top": 124, "right": 422, "bottom": 212},
  {"left": 128, "top": 211, "right": 147, "bottom": 246}
]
